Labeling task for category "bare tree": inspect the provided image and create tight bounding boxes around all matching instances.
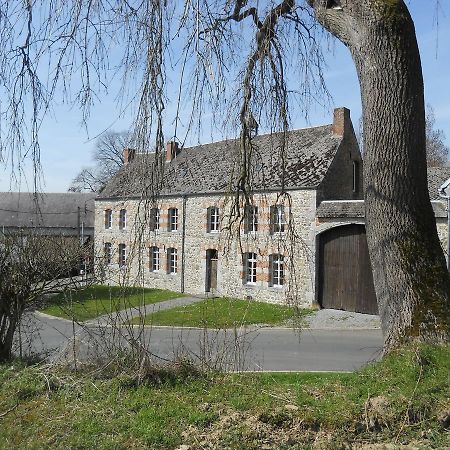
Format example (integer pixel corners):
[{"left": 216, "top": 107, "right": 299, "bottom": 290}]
[
  {"left": 426, "top": 104, "right": 449, "bottom": 167},
  {"left": 0, "top": 1, "right": 449, "bottom": 351},
  {"left": 69, "top": 131, "right": 128, "bottom": 193},
  {"left": 0, "top": 231, "right": 88, "bottom": 361}
]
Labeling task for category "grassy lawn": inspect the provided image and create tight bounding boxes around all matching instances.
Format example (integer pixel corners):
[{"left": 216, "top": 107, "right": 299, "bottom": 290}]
[
  {"left": 0, "top": 345, "right": 448, "bottom": 449},
  {"left": 130, "top": 297, "right": 312, "bottom": 328},
  {"left": 40, "top": 285, "right": 183, "bottom": 322}
]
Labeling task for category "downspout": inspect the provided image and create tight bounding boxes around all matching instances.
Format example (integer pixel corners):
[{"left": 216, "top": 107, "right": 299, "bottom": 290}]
[{"left": 181, "top": 194, "right": 187, "bottom": 293}]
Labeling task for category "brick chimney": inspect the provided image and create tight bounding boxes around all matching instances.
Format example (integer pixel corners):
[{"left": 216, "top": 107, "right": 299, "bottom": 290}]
[
  {"left": 123, "top": 148, "right": 136, "bottom": 165},
  {"left": 332, "top": 107, "right": 351, "bottom": 137},
  {"left": 166, "top": 141, "right": 179, "bottom": 162}
]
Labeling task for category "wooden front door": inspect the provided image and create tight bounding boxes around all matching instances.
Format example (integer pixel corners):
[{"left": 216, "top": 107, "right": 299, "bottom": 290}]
[
  {"left": 205, "top": 249, "right": 218, "bottom": 293},
  {"left": 318, "top": 224, "right": 378, "bottom": 314}
]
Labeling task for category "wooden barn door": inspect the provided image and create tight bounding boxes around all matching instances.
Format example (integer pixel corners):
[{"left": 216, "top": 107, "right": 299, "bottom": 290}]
[{"left": 318, "top": 224, "right": 378, "bottom": 314}]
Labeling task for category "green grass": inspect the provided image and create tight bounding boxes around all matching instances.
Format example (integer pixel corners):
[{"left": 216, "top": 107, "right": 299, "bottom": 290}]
[
  {"left": 130, "top": 297, "right": 312, "bottom": 328},
  {"left": 40, "top": 285, "right": 183, "bottom": 321},
  {"left": 0, "top": 345, "right": 449, "bottom": 449}
]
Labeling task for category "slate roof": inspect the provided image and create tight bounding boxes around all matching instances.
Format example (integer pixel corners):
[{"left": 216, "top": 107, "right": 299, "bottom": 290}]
[
  {"left": 98, "top": 125, "right": 342, "bottom": 199},
  {"left": 316, "top": 200, "right": 365, "bottom": 218},
  {"left": 0, "top": 192, "right": 96, "bottom": 230},
  {"left": 317, "top": 166, "right": 450, "bottom": 219}
]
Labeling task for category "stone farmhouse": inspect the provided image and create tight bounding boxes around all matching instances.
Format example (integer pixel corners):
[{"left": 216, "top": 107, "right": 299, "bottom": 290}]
[{"left": 95, "top": 108, "right": 449, "bottom": 315}]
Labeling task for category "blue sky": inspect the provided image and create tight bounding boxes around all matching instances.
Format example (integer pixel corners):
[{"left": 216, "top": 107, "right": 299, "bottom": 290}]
[{"left": 0, "top": 1, "right": 449, "bottom": 192}]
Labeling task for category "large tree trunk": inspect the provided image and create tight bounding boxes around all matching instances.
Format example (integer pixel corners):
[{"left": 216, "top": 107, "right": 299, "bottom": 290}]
[{"left": 309, "top": 0, "right": 449, "bottom": 350}]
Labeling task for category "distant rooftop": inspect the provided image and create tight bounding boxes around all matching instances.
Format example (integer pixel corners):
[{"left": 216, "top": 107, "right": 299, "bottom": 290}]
[{"left": 0, "top": 192, "right": 96, "bottom": 232}]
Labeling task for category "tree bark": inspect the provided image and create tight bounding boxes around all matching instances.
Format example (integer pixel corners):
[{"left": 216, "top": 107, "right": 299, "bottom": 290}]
[{"left": 308, "top": 0, "right": 449, "bottom": 350}]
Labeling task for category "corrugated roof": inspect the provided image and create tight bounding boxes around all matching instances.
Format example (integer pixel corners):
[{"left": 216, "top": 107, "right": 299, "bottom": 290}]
[
  {"left": 0, "top": 192, "right": 96, "bottom": 229},
  {"left": 99, "top": 125, "right": 342, "bottom": 199}
]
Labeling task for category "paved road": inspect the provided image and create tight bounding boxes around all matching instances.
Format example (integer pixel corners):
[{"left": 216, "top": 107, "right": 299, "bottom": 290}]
[{"left": 19, "top": 311, "right": 383, "bottom": 372}]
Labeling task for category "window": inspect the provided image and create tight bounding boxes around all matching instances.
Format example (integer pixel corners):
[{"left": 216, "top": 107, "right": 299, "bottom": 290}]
[
  {"left": 168, "top": 208, "right": 178, "bottom": 231},
  {"left": 119, "top": 209, "right": 127, "bottom": 230},
  {"left": 150, "top": 246, "right": 160, "bottom": 271},
  {"left": 167, "top": 248, "right": 178, "bottom": 274},
  {"left": 352, "top": 160, "right": 359, "bottom": 193},
  {"left": 270, "top": 205, "right": 286, "bottom": 233},
  {"left": 104, "top": 242, "right": 112, "bottom": 265},
  {"left": 244, "top": 205, "right": 258, "bottom": 233},
  {"left": 244, "top": 252, "right": 257, "bottom": 284},
  {"left": 118, "top": 243, "right": 126, "bottom": 267},
  {"left": 207, "top": 206, "right": 220, "bottom": 233},
  {"left": 269, "top": 254, "right": 284, "bottom": 287},
  {"left": 150, "top": 208, "right": 160, "bottom": 231},
  {"left": 104, "top": 209, "right": 112, "bottom": 229}
]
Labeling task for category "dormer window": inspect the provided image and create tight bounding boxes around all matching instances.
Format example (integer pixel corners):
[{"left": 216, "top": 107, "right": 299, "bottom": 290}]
[{"left": 207, "top": 206, "right": 220, "bottom": 233}]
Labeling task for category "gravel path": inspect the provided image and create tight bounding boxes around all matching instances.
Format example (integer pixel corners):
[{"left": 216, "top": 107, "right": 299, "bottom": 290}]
[{"left": 304, "top": 308, "right": 381, "bottom": 330}]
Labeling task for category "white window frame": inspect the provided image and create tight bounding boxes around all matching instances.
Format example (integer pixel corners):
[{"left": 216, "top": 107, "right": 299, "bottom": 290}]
[
  {"left": 270, "top": 205, "right": 286, "bottom": 233},
  {"left": 168, "top": 208, "right": 178, "bottom": 232},
  {"left": 119, "top": 209, "right": 127, "bottom": 230},
  {"left": 104, "top": 242, "right": 112, "bottom": 265},
  {"left": 244, "top": 252, "right": 257, "bottom": 284},
  {"left": 118, "top": 243, "right": 126, "bottom": 267},
  {"left": 150, "top": 208, "right": 160, "bottom": 231},
  {"left": 269, "top": 254, "right": 284, "bottom": 287},
  {"left": 150, "top": 246, "right": 160, "bottom": 271},
  {"left": 167, "top": 247, "right": 178, "bottom": 274},
  {"left": 244, "top": 205, "right": 258, "bottom": 233},
  {"left": 104, "top": 209, "right": 112, "bottom": 229},
  {"left": 208, "top": 206, "right": 220, "bottom": 233}
]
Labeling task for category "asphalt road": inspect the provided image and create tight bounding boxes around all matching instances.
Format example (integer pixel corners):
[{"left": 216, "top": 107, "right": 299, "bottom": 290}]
[{"left": 18, "top": 312, "right": 383, "bottom": 372}]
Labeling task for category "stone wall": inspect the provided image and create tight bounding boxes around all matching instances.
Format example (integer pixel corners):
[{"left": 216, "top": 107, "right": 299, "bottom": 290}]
[
  {"left": 95, "top": 189, "right": 317, "bottom": 306},
  {"left": 316, "top": 120, "right": 363, "bottom": 203}
]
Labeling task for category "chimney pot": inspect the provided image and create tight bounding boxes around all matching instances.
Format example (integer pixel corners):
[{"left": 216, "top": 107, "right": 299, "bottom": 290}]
[
  {"left": 123, "top": 148, "right": 136, "bottom": 165},
  {"left": 333, "top": 107, "right": 351, "bottom": 137},
  {"left": 166, "top": 141, "right": 180, "bottom": 162}
]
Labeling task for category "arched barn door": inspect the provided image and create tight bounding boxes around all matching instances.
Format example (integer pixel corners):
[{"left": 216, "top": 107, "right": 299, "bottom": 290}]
[{"left": 318, "top": 224, "right": 378, "bottom": 314}]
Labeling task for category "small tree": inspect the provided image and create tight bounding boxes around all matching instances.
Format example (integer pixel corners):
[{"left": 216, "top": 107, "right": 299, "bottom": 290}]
[
  {"left": 0, "top": 231, "right": 88, "bottom": 362},
  {"left": 69, "top": 131, "right": 128, "bottom": 193}
]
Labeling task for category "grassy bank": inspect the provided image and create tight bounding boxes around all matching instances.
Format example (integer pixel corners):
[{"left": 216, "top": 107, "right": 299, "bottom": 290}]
[
  {"left": 0, "top": 345, "right": 448, "bottom": 449},
  {"left": 40, "top": 285, "right": 183, "bottom": 321},
  {"left": 130, "top": 297, "right": 312, "bottom": 328}
]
